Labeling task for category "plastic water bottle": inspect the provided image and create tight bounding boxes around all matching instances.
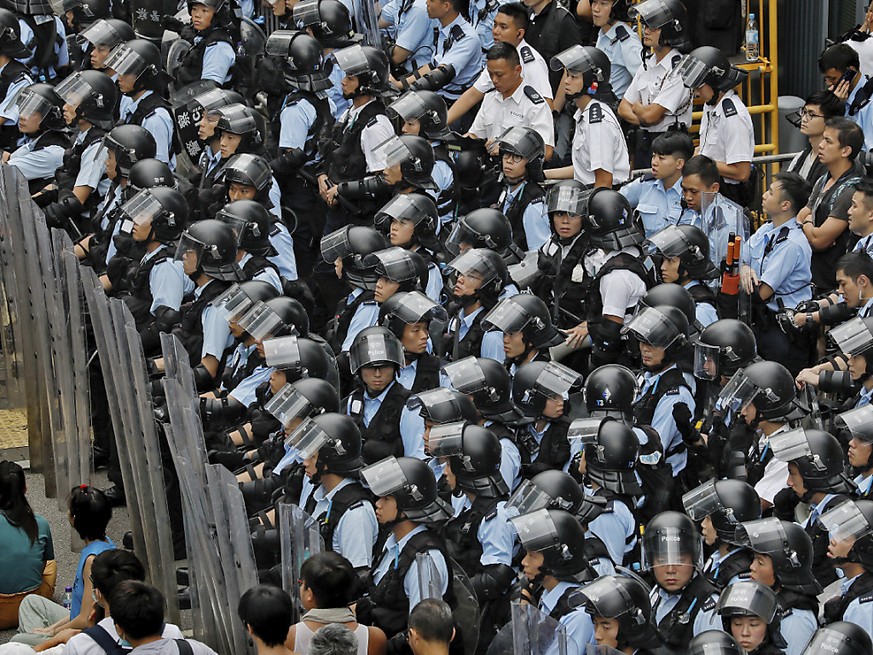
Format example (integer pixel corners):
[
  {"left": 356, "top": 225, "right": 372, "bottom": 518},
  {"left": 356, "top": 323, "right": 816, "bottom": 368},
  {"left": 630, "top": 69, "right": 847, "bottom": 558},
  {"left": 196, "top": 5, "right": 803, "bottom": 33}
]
[
  {"left": 62, "top": 587, "right": 73, "bottom": 610},
  {"left": 745, "top": 13, "right": 759, "bottom": 61}
]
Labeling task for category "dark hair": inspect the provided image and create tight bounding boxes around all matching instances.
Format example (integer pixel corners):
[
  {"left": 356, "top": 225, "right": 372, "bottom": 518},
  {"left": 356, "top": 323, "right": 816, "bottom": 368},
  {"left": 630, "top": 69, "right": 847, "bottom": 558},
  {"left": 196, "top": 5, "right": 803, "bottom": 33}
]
[
  {"left": 238, "top": 585, "right": 294, "bottom": 648},
  {"left": 445, "top": 0, "right": 466, "bottom": 13},
  {"left": 773, "top": 172, "right": 812, "bottom": 214},
  {"left": 824, "top": 117, "right": 865, "bottom": 161},
  {"left": 110, "top": 581, "right": 166, "bottom": 640},
  {"left": 682, "top": 155, "right": 720, "bottom": 187},
  {"left": 300, "top": 552, "right": 357, "bottom": 609},
  {"left": 486, "top": 41, "right": 520, "bottom": 68},
  {"left": 0, "top": 460, "right": 37, "bottom": 544},
  {"left": 409, "top": 599, "right": 454, "bottom": 643},
  {"left": 68, "top": 485, "right": 111, "bottom": 541},
  {"left": 91, "top": 550, "right": 146, "bottom": 600},
  {"left": 855, "top": 178, "right": 873, "bottom": 207},
  {"left": 805, "top": 90, "right": 845, "bottom": 121},
  {"left": 837, "top": 251, "right": 873, "bottom": 282},
  {"left": 496, "top": 2, "right": 528, "bottom": 31},
  {"left": 652, "top": 131, "right": 694, "bottom": 162},
  {"left": 818, "top": 43, "right": 860, "bottom": 74}
]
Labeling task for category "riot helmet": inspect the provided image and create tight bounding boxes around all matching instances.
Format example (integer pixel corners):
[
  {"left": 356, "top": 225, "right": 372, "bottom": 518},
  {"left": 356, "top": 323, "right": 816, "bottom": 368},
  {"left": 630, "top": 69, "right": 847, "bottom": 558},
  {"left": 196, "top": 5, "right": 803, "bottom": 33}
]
[
  {"left": 622, "top": 304, "right": 689, "bottom": 363},
  {"left": 770, "top": 428, "right": 855, "bottom": 496},
  {"left": 584, "top": 364, "right": 638, "bottom": 419},
  {"left": 287, "top": 412, "right": 364, "bottom": 476},
  {"left": 494, "top": 126, "right": 545, "bottom": 183},
  {"left": 584, "top": 418, "right": 642, "bottom": 496},
  {"left": 0, "top": 9, "right": 31, "bottom": 59},
  {"left": 263, "top": 336, "right": 333, "bottom": 382},
  {"left": 716, "top": 580, "right": 788, "bottom": 652},
  {"left": 16, "top": 83, "right": 64, "bottom": 131},
  {"left": 585, "top": 188, "right": 645, "bottom": 250},
  {"left": 429, "top": 422, "right": 507, "bottom": 497},
  {"left": 105, "top": 39, "right": 161, "bottom": 94},
  {"left": 638, "top": 284, "right": 699, "bottom": 333},
  {"left": 368, "top": 247, "right": 428, "bottom": 296},
  {"left": 374, "top": 193, "right": 439, "bottom": 247},
  {"left": 550, "top": 45, "right": 611, "bottom": 100},
  {"left": 209, "top": 103, "right": 264, "bottom": 153},
  {"left": 694, "top": 319, "right": 757, "bottom": 382},
  {"left": 126, "top": 159, "right": 174, "bottom": 198},
  {"left": 734, "top": 517, "right": 821, "bottom": 595},
  {"left": 482, "top": 294, "right": 564, "bottom": 351},
  {"left": 332, "top": 43, "right": 390, "bottom": 95},
  {"left": 320, "top": 225, "right": 387, "bottom": 290},
  {"left": 444, "top": 248, "right": 508, "bottom": 309},
  {"left": 220, "top": 153, "right": 273, "bottom": 201},
  {"left": 828, "top": 317, "right": 873, "bottom": 377},
  {"left": 510, "top": 508, "right": 592, "bottom": 581},
  {"left": 642, "top": 511, "right": 704, "bottom": 572},
  {"left": 407, "top": 388, "right": 478, "bottom": 425},
  {"left": 265, "top": 378, "right": 340, "bottom": 429},
  {"left": 375, "top": 135, "right": 436, "bottom": 191},
  {"left": 799, "top": 623, "right": 873, "bottom": 655},
  {"left": 348, "top": 326, "right": 404, "bottom": 374},
  {"left": 387, "top": 90, "right": 451, "bottom": 140},
  {"left": 512, "top": 361, "right": 583, "bottom": 419},
  {"left": 77, "top": 18, "right": 134, "bottom": 53},
  {"left": 573, "top": 575, "right": 659, "bottom": 650},
  {"left": 645, "top": 224, "right": 719, "bottom": 281},
  {"left": 175, "top": 219, "right": 243, "bottom": 281},
  {"left": 361, "top": 456, "right": 453, "bottom": 523},
  {"left": 189, "top": 86, "right": 244, "bottom": 115},
  {"left": 216, "top": 200, "right": 277, "bottom": 257},
  {"left": 219, "top": 280, "right": 280, "bottom": 326},
  {"left": 506, "top": 470, "right": 606, "bottom": 525},
  {"left": 264, "top": 30, "right": 332, "bottom": 92},
  {"left": 55, "top": 70, "right": 116, "bottom": 129},
  {"left": 56, "top": 0, "right": 110, "bottom": 29},
  {"left": 379, "top": 291, "right": 448, "bottom": 342},
  {"left": 718, "top": 361, "right": 804, "bottom": 423},
  {"left": 546, "top": 180, "right": 589, "bottom": 240},
  {"left": 629, "top": 0, "right": 691, "bottom": 51},
  {"left": 688, "top": 632, "right": 744, "bottom": 655},
  {"left": 818, "top": 499, "right": 873, "bottom": 571},
  {"left": 836, "top": 405, "right": 873, "bottom": 471},
  {"left": 677, "top": 46, "right": 748, "bottom": 99},
  {"left": 442, "top": 356, "right": 523, "bottom": 425},
  {"left": 292, "top": 0, "right": 356, "bottom": 48},
  {"left": 683, "top": 479, "right": 761, "bottom": 544},
  {"left": 122, "top": 186, "right": 187, "bottom": 244},
  {"left": 446, "top": 208, "right": 512, "bottom": 256},
  {"left": 104, "top": 124, "right": 156, "bottom": 178}
]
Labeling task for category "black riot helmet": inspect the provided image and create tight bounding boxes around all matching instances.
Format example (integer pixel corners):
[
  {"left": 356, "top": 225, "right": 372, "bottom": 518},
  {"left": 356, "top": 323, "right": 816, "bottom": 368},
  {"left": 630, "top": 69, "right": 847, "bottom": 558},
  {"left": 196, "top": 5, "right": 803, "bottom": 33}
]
[
  {"left": 819, "top": 499, "right": 873, "bottom": 571},
  {"left": 265, "top": 378, "right": 340, "bottom": 429},
  {"left": 716, "top": 580, "right": 787, "bottom": 652},
  {"left": 104, "top": 39, "right": 161, "bottom": 94},
  {"left": 54, "top": 70, "right": 117, "bottom": 130},
  {"left": 506, "top": 470, "right": 606, "bottom": 525},
  {"left": 585, "top": 188, "right": 645, "bottom": 251},
  {"left": 333, "top": 43, "right": 390, "bottom": 95},
  {"left": 77, "top": 18, "right": 134, "bottom": 52},
  {"left": 189, "top": 87, "right": 244, "bottom": 117},
  {"left": 482, "top": 294, "right": 564, "bottom": 350},
  {"left": 836, "top": 405, "right": 873, "bottom": 471},
  {"left": 444, "top": 248, "right": 509, "bottom": 309},
  {"left": 622, "top": 304, "right": 689, "bottom": 362},
  {"left": 220, "top": 153, "right": 273, "bottom": 201},
  {"left": 175, "top": 219, "right": 243, "bottom": 282},
  {"left": 446, "top": 208, "right": 513, "bottom": 256},
  {"left": 264, "top": 30, "right": 332, "bottom": 92},
  {"left": 512, "top": 361, "right": 583, "bottom": 419},
  {"left": 800, "top": 623, "right": 873, "bottom": 655},
  {"left": 292, "top": 0, "right": 356, "bottom": 47},
  {"left": 429, "top": 422, "right": 507, "bottom": 498},
  {"left": 688, "top": 632, "right": 744, "bottom": 655},
  {"left": 320, "top": 225, "right": 387, "bottom": 291},
  {"left": 639, "top": 284, "right": 699, "bottom": 333},
  {"left": 683, "top": 479, "right": 761, "bottom": 544},
  {"left": 573, "top": 575, "right": 659, "bottom": 650},
  {"left": 584, "top": 418, "right": 642, "bottom": 496},
  {"left": 550, "top": 45, "right": 611, "bottom": 97},
  {"left": 287, "top": 412, "right": 364, "bottom": 476},
  {"left": 376, "top": 135, "right": 436, "bottom": 191},
  {"left": 719, "top": 361, "right": 804, "bottom": 423},
  {"left": 220, "top": 281, "right": 280, "bottom": 326},
  {"left": 546, "top": 180, "right": 589, "bottom": 219},
  {"left": 387, "top": 90, "right": 451, "bottom": 140},
  {"left": 642, "top": 511, "right": 704, "bottom": 572},
  {"left": 374, "top": 193, "right": 439, "bottom": 247},
  {"left": 263, "top": 336, "right": 333, "bottom": 382},
  {"left": 258, "top": 296, "right": 310, "bottom": 338},
  {"left": 645, "top": 224, "right": 719, "bottom": 281},
  {"left": 60, "top": 0, "right": 111, "bottom": 28},
  {"left": 511, "top": 509, "right": 592, "bottom": 582},
  {"left": 442, "top": 356, "right": 523, "bottom": 425},
  {"left": 584, "top": 364, "right": 638, "bottom": 420},
  {"left": 366, "top": 247, "right": 428, "bottom": 292},
  {"left": 407, "top": 388, "right": 478, "bottom": 425},
  {"left": 629, "top": 0, "right": 691, "bottom": 51},
  {"left": 694, "top": 319, "right": 757, "bottom": 382},
  {"left": 828, "top": 317, "right": 873, "bottom": 373},
  {"left": 771, "top": 428, "right": 855, "bottom": 497},
  {"left": 0, "top": 9, "right": 31, "bottom": 59},
  {"left": 361, "top": 456, "right": 453, "bottom": 523},
  {"left": 210, "top": 103, "right": 264, "bottom": 153},
  {"left": 348, "top": 326, "right": 405, "bottom": 375},
  {"left": 16, "top": 83, "right": 65, "bottom": 130},
  {"left": 122, "top": 186, "right": 188, "bottom": 243},
  {"left": 216, "top": 200, "right": 277, "bottom": 257},
  {"left": 495, "top": 126, "right": 545, "bottom": 183},
  {"left": 677, "top": 46, "right": 748, "bottom": 100},
  {"left": 104, "top": 125, "right": 156, "bottom": 178},
  {"left": 734, "top": 517, "right": 821, "bottom": 595},
  {"left": 126, "top": 159, "right": 174, "bottom": 197},
  {"left": 379, "top": 291, "right": 448, "bottom": 341}
]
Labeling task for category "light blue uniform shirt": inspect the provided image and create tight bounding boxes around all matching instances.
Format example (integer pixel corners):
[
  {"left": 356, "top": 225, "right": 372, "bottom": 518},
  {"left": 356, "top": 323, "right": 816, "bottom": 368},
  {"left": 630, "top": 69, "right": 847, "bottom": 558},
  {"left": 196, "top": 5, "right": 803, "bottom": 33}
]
[
  {"left": 855, "top": 385, "right": 873, "bottom": 409},
  {"left": 119, "top": 91, "right": 175, "bottom": 169},
  {"left": 453, "top": 496, "right": 515, "bottom": 565},
  {"left": 267, "top": 209, "right": 297, "bottom": 280},
  {"left": 239, "top": 252, "right": 283, "bottom": 293},
  {"left": 491, "top": 429, "right": 521, "bottom": 492},
  {"left": 425, "top": 261, "right": 443, "bottom": 303},
  {"left": 847, "top": 80, "right": 873, "bottom": 152},
  {"left": 18, "top": 16, "right": 69, "bottom": 81},
  {"left": 372, "top": 524, "right": 449, "bottom": 611},
  {"left": 651, "top": 583, "right": 721, "bottom": 635},
  {"left": 452, "top": 306, "right": 505, "bottom": 361},
  {"left": 199, "top": 281, "right": 233, "bottom": 360},
  {"left": 0, "top": 62, "right": 31, "bottom": 122},
  {"left": 341, "top": 288, "right": 381, "bottom": 352},
  {"left": 75, "top": 131, "right": 109, "bottom": 197},
  {"left": 229, "top": 365, "right": 272, "bottom": 406},
  {"left": 199, "top": 38, "right": 235, "bottom": 85},
  {"left": 500, "top": 183, "right": 549, "bottom": 251},
  {"left": 778, "top": 605, "right": 817, "bottom": 655},
  {"left": 587, "top": 494, "right": 636, "bottom": 565},
  {"left": 432, "top": 157, "right": 454, "bottom": 225},
  {"left": 595, "top": 22, "right": 642, "bottom": 100},
  {"left": 636, "top": 365, "right": 695, "bottom": 475},
  {"left": 199, "top": 143, "right": 222, "bottom": 179},
  {"left": 841, "top": 572, "right": 873, "bottom": 637},
  {"left": 145, "top": 248, "right": 187, "bottom": 313},
  {"left": 853, "top": 233, "right": 873, "bottom": 258},
  {"left": 742, "top": 217, "right": 812, "bottom": 312},
  {"left": 394, "top": 0, "right": 437, "bottom": 72},
  {"left": 310, "top": 477, "right": 379, "bottom": 568},
  {"left": 347, "top": 381, "right": 426, "bottom": 459},
  {"left": 538, "top": 582, "right": 594, "bottom": 653},
  {"left": 326, "top": 61, "right": 351, "bottom": 120},
  {"left": 396, "top": 358, "right": 418, "bottom": 390},
  {"left": 685, "top": 281, "right": 719, "bottom": 328},
  {"left": 467, "top": 0, "right": 496, "bottom": 53},
  {"left": 101, "top": 185, "right": 124, "bottom": 262},
  {"left": 620, "top": 175, "right": 687, "bottom": 237},
  {"left": 432, "top": 14, "right": 482, "bottom": 100},
  {"left": 220, "top": 342, "right": 255, "bottom": 392},
  {"left": 279, "top": 95, "right": 319, "bottom": 151},
  {"left": 703, "top": 548, "right": 748, "bottom": 587},
  {"left": 7, "top": 135, "right": 64, "bottom": 181}
]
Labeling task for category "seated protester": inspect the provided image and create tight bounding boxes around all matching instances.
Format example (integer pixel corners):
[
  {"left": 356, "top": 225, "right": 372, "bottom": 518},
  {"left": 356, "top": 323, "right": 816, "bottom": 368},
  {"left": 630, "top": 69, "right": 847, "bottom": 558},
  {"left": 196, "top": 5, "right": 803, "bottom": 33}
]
[
  {"left": 646, "top": 227, "right": 720, "bottom": 327},
  {"left": 374, "top": 193, "right": 446, "bottom": 302},
  {"left": 619, "top": 0, "right": 693, "bottom": 165},
  {"left": 785, "top": 90, "right": 845, "bottom": 184},
  {"left": 771, "top": 428, "right": 858, "bottom": 588},
  {"left": 319, "top": 225, "right": 388, "bottom": 354},
  {"left": 837, "top": 405, "right": 873, "bottom": 498},
  {"left": 76, "top": 18, "right": 134, "bottom": 72},
  {"left": 169, "top": 219, "right": 244, "bottom": 390},
  {"left": 216, "top": 200, "right": 284, "bottom": 293},
  {"left": 379, "top": 291, "right": 448, "bottom": 392},
  {"left": 4, "top": 83, "right": 68, "bottom": 195},
  {"left": 429, "top": 423, "right": 515, "bottom": 641},
  {"left": 0, "top": 9, "right": 33, "bottom": 151},
  {"left": 368, "top": 247, "right": 429, "bottom": 308},
  {"left": 511, "top": 360, "right": 582, "bottom": 479},
  {"left": 736, "top": 518, "right": 821, "bottom": 655},
  {"left": 358, "top": 456, "right": 454, "bottom": 640},
  {"left": 816, "top": 499, "right": 873, "bottom": 633},
  {"left": 798, "top": 623, "right": 873, "bottom": 655},
  {"left": 740, "top": 172, "right": 814, "bottom": 376},
  {"left": 717, "top": 580, "right": 789, "bottom": 655},
  {"left": 576, "top": 418, "right": 641, "bottom": 567},
  {"left": 105, "top": 39, "right": 174, "bottom": 167},
  {"left": 820, "top": 43, "right": 873, "bottom": 151},
  {"left": 291, "top": 413, "right": 379, "bottom": 570},
  {"left": 574, "top": 574, "right": 663, "bottom": 655},
  {"left": 171, "top": 0, "right": 237, "bottom": 88},
  {"left": 44, "top": 70, "right": 116, "bottom": 232},
  {"left": 466, "top": 43, "right": 555, "bottom": 160},
  {"left": 510, "top": 508, "right": 597, "bottom": 653},
  {"left": 109, "top": 582, "right": 218, "bottom": 655},
  {"left": 620, "top": 131, "right": 695, "bottom": 237},
  {"left": 491, "top": 127, "right": 550, "bottom": 252},
  {"left": 186, "top": 87, "right": 244, "bottom": 191},
  {"left": 682, "top": 479, "right": 761, "bottom": 589},
  {"left": 344, "top": 326, "right": 426, "bottom": 463},
  {"left": 590, "top": 0, "right": 641, "bottom": 100},
  {"left": 441, "top": 356, "right": 525, "bottom": 491},
  {"left": 677, "top": 46, "right": 754, "bottom": 203},
  {"left": 285, "top": 553, "right": 387, "bottom": 655},
  {"left": 796, "top": 117, "right": 864, "bottom": 293},
  {"left": 481, "top": 294, "right": 563, "bottom": 374},
  {"left": 545, "top": 45, "right": 630, "bottom": 188},
  {"left": 642, "top": 511, "right": 721, "bottom": 650},
  {"left": 443, "top": 248, "right": 509, "bottom": 362},
  {"left": 0, "top": 461, "right": 54, "bottom": 631},
  {"left": 11, "top": 486, "right": 113, "bottom": 646}
]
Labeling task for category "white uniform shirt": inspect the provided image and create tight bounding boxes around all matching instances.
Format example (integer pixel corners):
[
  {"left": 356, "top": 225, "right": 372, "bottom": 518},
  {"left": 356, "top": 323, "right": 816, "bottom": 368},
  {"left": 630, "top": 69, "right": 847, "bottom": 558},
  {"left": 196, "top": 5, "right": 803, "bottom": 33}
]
[
  {"left": 469, "top": 81, "right": 554, "bottom": 147},
  {"left": 699, "top": 90, "right": 754, "bottom": 171},
  {"left": 571, "top": 99, "right": 630, "bottom": 185},
  {"left": 622, "top": 48, "right": 693, "bottom": 132},
  {"left": 472, "top": 39, "right": 552, "bottom": 99}
]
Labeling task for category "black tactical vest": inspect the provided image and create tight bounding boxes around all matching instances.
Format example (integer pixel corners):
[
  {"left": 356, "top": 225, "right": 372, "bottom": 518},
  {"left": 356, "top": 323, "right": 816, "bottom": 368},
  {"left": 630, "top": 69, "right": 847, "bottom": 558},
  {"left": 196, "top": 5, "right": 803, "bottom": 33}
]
[
  {"left": 345, "top": 382, "right": 410, "bottom": 464},
  {"left": 175, "top": 27, "right": 236, "bottom": 89}
]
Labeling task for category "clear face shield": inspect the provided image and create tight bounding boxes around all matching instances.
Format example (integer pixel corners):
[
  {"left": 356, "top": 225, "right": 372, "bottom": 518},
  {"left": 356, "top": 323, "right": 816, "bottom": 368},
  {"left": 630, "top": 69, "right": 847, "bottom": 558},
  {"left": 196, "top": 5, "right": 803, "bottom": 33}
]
[
  {"left": 374, "top": 194, "right": 427, "bottom": 230},
  {"left": 836, "top": 405, "right": 873, "bottom": 443},
  {"left": 368, "top": 247, "right": 418, "bottom": 283},
  {"left": 676, "top": 54, "right": 710, "bottom": 88},
  {"left": 174, "top": 233, "right": 207, "bottom": 270},
  {"left": 715, "top": 581, "right": 778, "bottom": 622},
  {"left": 78, "top": 19, "right": 119, "bottom": 47},
  {"left": 574, "top": 576, "right": 639, "bottom": 619},
  {"left": 361, "top": 456, "right": 412, "bottom": 498},
  {"left": 118, "top": 189, "right": 165, "bottom": 232},
  {"left": 223, "top": 153, "right": 272, "bottom": 192},
  {"left": 208, "top": 104, "right": 257, "bottom": 136},
  {"left": 285, "top": 417, "right": 333, "bottom": 459},
  {"left": 292, "top": 0, "right": 321, "bottom": 28},
  {"left": 643, "top": 225, "right": 689, "bottom": 259},
  {"left": 215, "top": 208, "right": 249, "bottom": 246},
  {"left": 829, "top": 317, "right": 873, "bottom": 356},
  {"left": 546, "top": 184, "right": 589, "bottom": 217},
  {"left": 103, "top": 43, "right": 147, "bottom": 77},
  {"left": 506, "top": 479, "right": 561, "bottom": 516},
  {"left": 622, "top": 307, "right": 682, "bottom": 348},
  {"left": 442, "top": 356, "right": 489, "bottom": 395},
  {"left": 642, "top": 526, "right": 703, "bottom": 570},
  {"left": 510, "top": 508, "right": 561, "bottom": 553},
  {"left": 734, "top": 518, "right": 799, "bottom": 566},
  {"left": 628, "top": 0, "right": 675, "bottom": 29},
  {"left": 191, "top": 87, "right": 234, "bottom": 113},
  {"left": 264, "top": 383, "right": 316, "bottom": 427},
  {"left": 427, "top": 421, "right": 465, "bottom": 459},
  {"left": 693, "top": 342, "right": 722, "bottom": 382},
  {"left": 54, "top": 73, "right": 93, "bottom": 108},
  {"left": 445, "top": 250, "right": 499, "bottom": 288},
  {"left": 15, "top": 89, "right": 53, "bottom": 120},
  {"left": 238, "top": 302, "right": 290, "bottom": 342},
  {"left": 802, "top": 628, "right": 860, "bottom": 655},
  {"left": 320, "top": 226, "right": 353, "bottom": 263},
  {"left": 818, "top": 500, "right": 873, "bottom": 543},
  {"left": 349, "top": 332, "right": 404, "bottom": 372},
  {"left": 407, "top": 387, "right": 460, "bottom": 422},
  {"left": 567, "top": 417, "right": 603, "bottom": 448},
  {"left": 481, "top": 298, "right": 534, "bottom": 335},
  {"left": 494, "top": 126, "right": 541, "bottom": 162},
  {"left": 716, "top": 369, "right": 767, "bottom": 414},
  {"left": 387, "top": 91, "right": 429, "bottom": 123},
  {"left": 445, "top": 218, "right": 481, "bottom": 256},
  {"left": 215, "top": 284, "right": 256, "bottom": 324},
  {"left": 683, "top": 480, "right": 734, "bottom": 523},
  {"left": 374, "top": 135, "right": 415, "bottom": 170},
  {"left": 769, "top": 428, "right": 822, "bottom": 468},
  {"left": 263, "top": 336, "right": 303, "bottom": 370},
  {"left": 265, "top": 30, "right": 300, "bottom": 57},
  {"left": 385, "top": 291, "right": 447, "bottom": 327},
  {"left": 549, "top": 45, "right": 597, "bottom": 75},
  {"left": 332, "top": 44, "right": 370, "bottom": 76},
  {"left": 533, "top": 362, "right": 583, "bottom": 401}
]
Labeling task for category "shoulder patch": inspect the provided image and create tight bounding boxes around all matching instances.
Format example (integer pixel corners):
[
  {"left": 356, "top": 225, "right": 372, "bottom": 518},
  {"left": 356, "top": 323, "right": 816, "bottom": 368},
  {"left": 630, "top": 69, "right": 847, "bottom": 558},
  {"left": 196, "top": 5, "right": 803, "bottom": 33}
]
[
  {"left": 520, "top": 45, "right": 535, "bottom": 64},
  {"left": 614, "top": 25, "right": 630, "bottom": 42},
  {"left": 484, "top": 509, "right": 499, "bottom": 521},
  {"left": 671, "top": 54, "right": 682, "bottom": 69},
  {"left": 779, "top": 607, "right": 793, "bottom": 618},
  {"left": 860, "top": 593, "right": 873, "bottom": 604},
  {"left": 348, "top": 500, "right": 365, "bottom": 511},
  {"left": 664, "top": 388, "right": 680, "bottom": 396},
  {"left": 722, "top": 98, "right": 738, "bottom": 117},
  {"left": 702, "top": 598, "right": 718, "bottom": 612},
  {"left": 524, "top": 85, "right": 545, "bottom": 105},
  {"left": 450, "top": 24, "right": 466, "bottom": 42},
  {"left": 366, "top": 116, "right": 379, "bottom": 128},
  {"left": 601, "top": 500, "right": 615, "bottom": 514},
  {"left": 588, "top": 103, "right": 603, "bottom": 123}
]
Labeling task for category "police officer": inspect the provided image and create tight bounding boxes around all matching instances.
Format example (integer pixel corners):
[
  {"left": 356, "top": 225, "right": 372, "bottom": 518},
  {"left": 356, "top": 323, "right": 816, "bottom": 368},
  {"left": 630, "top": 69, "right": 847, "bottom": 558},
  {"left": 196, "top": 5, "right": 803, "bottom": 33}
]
[
  {"left": 379, "top": 291, "right": 447, "bottom": 391},
  {"left": 0, "top": 9, "right": 33, "bottom": 150},
  {"left": 216, "top": 200, "right": 284, "bottom": 293},
  {"left": 481, "top": 294, "right": 563, "bottom": 373},
  {"left": 106, "top": 39, "right": 174, "bottom": 166},
  {"left": 716, "top": 580, "right": 788, "bottom": 655},
  {"left": 172, "top": 0, "right": 237, "bottom": 88},
  {"left": 76, "top": 18, "right": 134, "bottom": 71},
  {"left": 5, "top": 83, "right": 68, "bottom": 193},
  {"left": 187, "top": 87, "right": 244, "bottom": 192},
  {"left": 382, "top": 0, "right": 435, "bottom": 77},
  {"left": 688, "top": 632, "right": 745, "bottom": 655},
  {"left": 445, "top": 208, "right": 516, "bottom": 262},
  {"left": 17, "top": 0, "right": 70, "bottom": 83},
  {"left": 345, "top": 326, "right": 426, "bottom": 462},
  {"left": 799, "top": 623, "right": 873, "bottom": 655},
  {"left": 590, "top": 0, "right": 641, "bottom": 100},
  {"left": 693, "top": 319, "right": 758, "bottom": 388},
  {"left": 369, "top": 246, "right": 429, "bottom": 306},
  {"left": 835, "top": 405, "right": 873, "bottom": 498}
]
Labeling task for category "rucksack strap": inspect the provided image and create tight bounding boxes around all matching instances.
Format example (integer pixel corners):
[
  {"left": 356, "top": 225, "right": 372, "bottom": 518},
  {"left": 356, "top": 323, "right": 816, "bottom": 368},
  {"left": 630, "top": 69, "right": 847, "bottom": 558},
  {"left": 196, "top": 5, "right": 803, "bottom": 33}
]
[{"left": 82, "top": 626, "right": 131, "bottom": 655}]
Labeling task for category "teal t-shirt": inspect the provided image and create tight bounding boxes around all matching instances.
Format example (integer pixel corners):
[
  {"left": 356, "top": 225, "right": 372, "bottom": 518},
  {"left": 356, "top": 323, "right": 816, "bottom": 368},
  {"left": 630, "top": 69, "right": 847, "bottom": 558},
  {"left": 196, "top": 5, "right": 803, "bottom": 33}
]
[{"left": 0, "top": 512, "right": 54, "bottom": 594}]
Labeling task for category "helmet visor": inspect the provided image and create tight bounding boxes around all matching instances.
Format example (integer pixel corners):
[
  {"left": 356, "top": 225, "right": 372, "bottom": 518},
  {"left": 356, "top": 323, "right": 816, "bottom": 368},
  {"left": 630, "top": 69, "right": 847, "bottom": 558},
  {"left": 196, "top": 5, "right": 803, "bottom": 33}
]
[
  {"left": 535, "top": 362, "right": 583, "bottom": 400},
  {"left": 546, "top": 184, "right": 589, "bottom": 216},
  {"left": 54, "top": 73, "right": 92, "bottom": 107},
  {"left": 292, "top": 0, "right": 321, "bottom": 28},
  {"left": 285, "top": 417, "right": 331, "bottom": 459},
  {"left": 215, "top": 208, "right": 248, "bottom": 246},
  {"left": 683, "top": 479, "right": 728, "bottom": 522},
  {"left": 693, "top": 342, "right": 721, "bottom": 381},
  {"left": 215, "top": 284, "right": 256, "bottom": 323},
  {"left": 208, "top": 105, "right": 257, "bottom": 135},
  {"left": 374, "top": 136, "right": 413, "bottom": 169},
  {"left": 445, "top": 219, "right": 479, "bottom": 256},
  {"left": 191, "top": 87, "right": 236, "bottom": 113},
  {"left": 716, "top": 369, "right": 763, "bottom": 414},
  {"left": 223, "top": 154, "right": 272, "bottom": 191},
  {"left": 265, "top": 30, "right": 299, "bottom": 57},
  {"left": 238, "top": 302, "right": 289, "bottom": 342},
  {"left": 715, "top": 581, "right": 777, "bottom": 622},
  {"left": 568, "top": 418, "right": 602, "bottom": 446},
  {"left": 375, "top": 194, "right": 428, "bottom": 227},
  {"left": 643, "top": 225, "right": 689, "bottom": 259},
  {"left": 427, "top": 422, "right": 465, "bottom": 458},
  {"left": 819, "top": 499, "right": 873, "bottom": 543},
  {"left": 495, "top": 126, "right": 542, "bottom": 161},
  {"left": 15, "top": 89, "right": 54, "bottom": 120},
  {"left": 361, "top": 456, "right": 408, "bottom": 497},
  {"left": 643, "top": 527, "right": 702, "bottom": 570},
  {"left": 174, "top": 233, "right": 206, "bottom": 268},
  {"left": 320, "top": 226, "right": 352, "bottom": 263},
  {"left": 264, "top": 383, "right": 315, "bottom": 427},
  {"left": 550, "top": 45, "right": 597, "bottom": 74},
  {"left": 734, "top": 518, "right": 797, "bottom": 563},
  {"left": 368, "top": 247, "right": 418, "bottom": 282},
  {"left": 387, "top": 91, "right": 429, "bottom": 123},
  {"left": 629, "top": 0, "right": 675, "bottom": 29},
  {"left": 622, "top": 306, "right": 682, "bottom": 348},
  {"left": 510, "top": 508, "right": 560, "bottom": 552},
  {"left": 446, "top": 250, "right": 500, "bottom": 286},
  {"left": 505, "top": 479, "right": 556, "bottom": 516},
  {"left": 676, "top": 54, "right": 710, "bottom": 88},
  {"left": 836, "top": 405, "right": 873, "bottom": 443},
  {"left": 829, "top": 316, "right": 873, "bottom": 356},
  {"left": 481, "top": 298, "right": 533, "bottom": 335},
  {"left": 78, "top": 19, "right": 121, "bottom": 46},
  {"left": 333, "top": 44, "right": 369, "bottom": 76},
  {"left": 442, "top": 356, "right": 487, "bottom": 394},
  {"left": 349, "top": 332, "right": 403, "bottom": 372},
  {"left": 104, "top": 43, "right": 147, "bottom": 77},
  {"left": 575, "top": 576, "right": 635, "bottom": 619},
  {"left": 769, "top": 428, "right": 814, "bottom": 464},
  {"left": 408, "top": 387, "right": 460, "bottom": 421},
  {"left": 384, "top": 291, "right": 447, "bottom": 326},
  {"left": 263, "top": 335, "right": 302, "bottom": 369},
  {"left": 802, "top": 628, "right": 859, "bottom": 655},
  {"left": 119, "top": 189, "right": 164, "bottom": 226}
]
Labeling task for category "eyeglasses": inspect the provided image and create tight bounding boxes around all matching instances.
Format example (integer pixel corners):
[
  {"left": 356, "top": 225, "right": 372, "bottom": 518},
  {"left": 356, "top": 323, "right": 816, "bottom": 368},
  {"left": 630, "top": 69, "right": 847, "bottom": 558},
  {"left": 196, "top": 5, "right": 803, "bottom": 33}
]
[
  {"left": 800, "top": 109, "right": 824, "bottom": 120},
  {"left": 502, "top": 152, "right": 524, "bottom": 163}
]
